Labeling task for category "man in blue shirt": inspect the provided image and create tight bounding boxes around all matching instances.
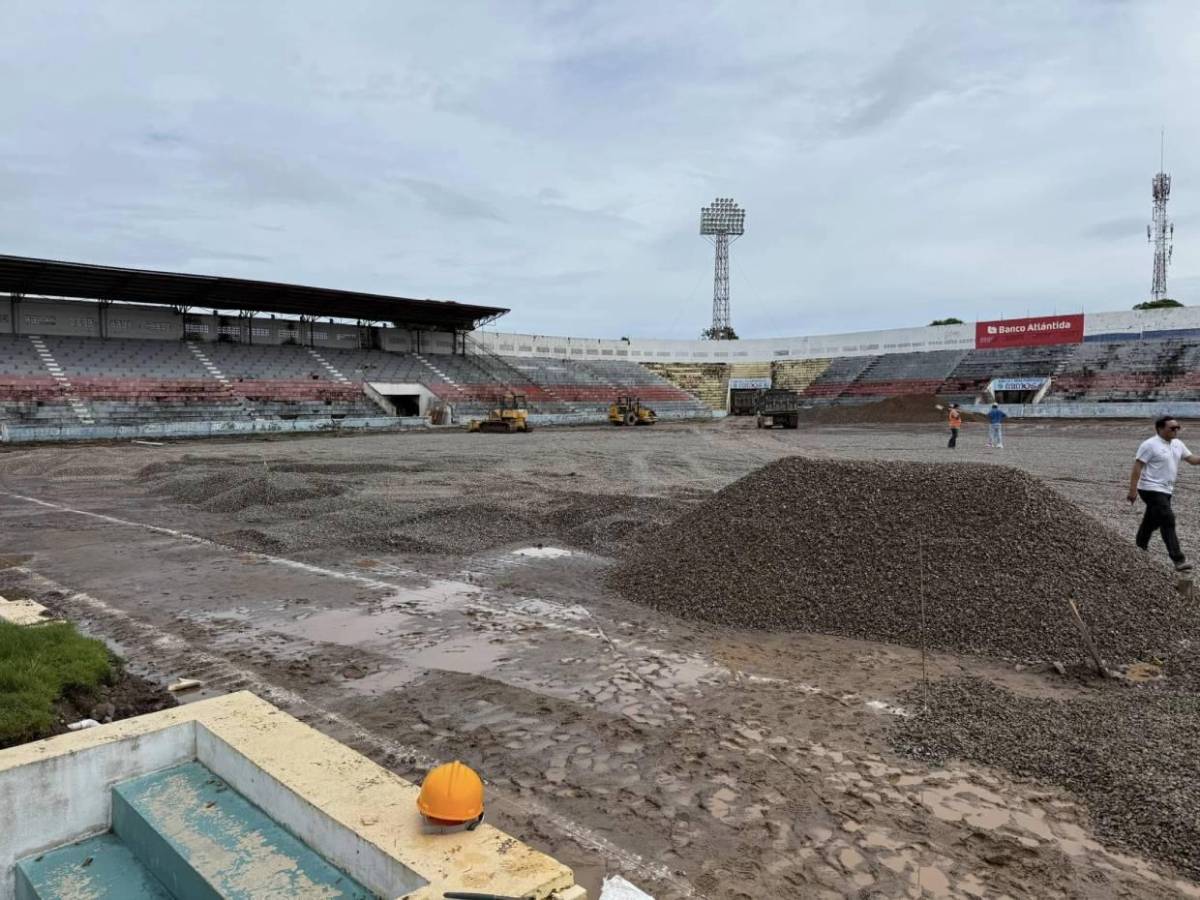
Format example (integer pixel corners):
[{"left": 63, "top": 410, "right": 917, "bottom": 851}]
[{"left": 987, "top": 404, "right": 1007, "bottom": 449}]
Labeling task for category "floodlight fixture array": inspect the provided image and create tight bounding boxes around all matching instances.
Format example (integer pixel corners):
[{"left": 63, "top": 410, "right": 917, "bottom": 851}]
[{"left": 699, "top": 197, "right": 746, "bottom": 236}]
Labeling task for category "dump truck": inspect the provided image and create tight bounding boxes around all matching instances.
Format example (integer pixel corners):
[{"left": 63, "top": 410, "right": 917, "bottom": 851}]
[
  {"left": 754, "top": 389, "right": 800, "bottom": 429},
  {"left": 609, "top": 395, "right": 657, "bottom": 426},
  {"left": 467, "top": 394, "right": 532, "bottom": 433}
]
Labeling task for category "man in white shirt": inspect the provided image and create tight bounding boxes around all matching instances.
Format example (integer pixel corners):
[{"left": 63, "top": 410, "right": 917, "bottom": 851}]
[{"left": 1128, "top": 416, "right": 1200, "bottom": 572}]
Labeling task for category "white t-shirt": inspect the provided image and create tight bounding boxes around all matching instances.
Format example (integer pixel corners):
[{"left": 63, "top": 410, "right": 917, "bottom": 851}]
[{"left": 1136, "top": 435, "right": 1191, "bottom": 494}]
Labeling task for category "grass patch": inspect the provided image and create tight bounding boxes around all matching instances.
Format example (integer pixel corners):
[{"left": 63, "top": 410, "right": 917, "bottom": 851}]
[{"left": 0, "top": 621, "right": 113, "bottom": 744}]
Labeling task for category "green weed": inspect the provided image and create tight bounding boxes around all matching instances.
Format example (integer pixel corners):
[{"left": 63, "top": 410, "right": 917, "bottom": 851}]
[{"left": 0, "top": 621, "right": 113, "bottom": 744}]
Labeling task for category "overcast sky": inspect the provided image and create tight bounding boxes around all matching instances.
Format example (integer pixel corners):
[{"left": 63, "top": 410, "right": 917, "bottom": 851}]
[{"left": 3, "top": 2, "right": 1199, "bottom": 339}]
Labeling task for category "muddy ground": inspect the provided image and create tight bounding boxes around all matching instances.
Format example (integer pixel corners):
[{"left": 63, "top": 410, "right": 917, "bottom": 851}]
[{"left": 2, "top": 417, "right": 1199, "bottom": 899}]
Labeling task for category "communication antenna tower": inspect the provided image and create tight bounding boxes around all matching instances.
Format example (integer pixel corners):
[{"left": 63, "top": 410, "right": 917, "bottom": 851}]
[
  {"left": 1148, "top": 130, "right": 1175, "bottom": 303},
  {"left": 699, "top": 197, "right": 745, "bottom": 339}
]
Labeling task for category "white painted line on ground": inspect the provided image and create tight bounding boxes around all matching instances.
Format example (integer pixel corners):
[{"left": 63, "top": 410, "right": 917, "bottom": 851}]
[
  {"left": 3, "top": 490, "right": 910, "bottom": 720},
  {"left": 1, "top": 490, "right": 692, "bottom": 658}
]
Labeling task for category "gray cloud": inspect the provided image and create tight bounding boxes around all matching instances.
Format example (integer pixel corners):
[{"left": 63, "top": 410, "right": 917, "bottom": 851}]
[
  {"left": 0, "top": 1, "right": 1196, "bottom": 338},
  {"left": 1084, "top": 217, "right": 1150, "bottom": 240},
  {"left": 396, "top": 178, "right": 506, "bottom": 223}
]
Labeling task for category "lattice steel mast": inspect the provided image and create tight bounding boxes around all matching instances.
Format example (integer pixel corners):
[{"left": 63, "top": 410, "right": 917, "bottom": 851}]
[
  {"left": 1148, "top": 131, "right": 1174, "bottom": 302},
  {"left": 699, "top": 198, "right": 745, "bottom": 339}
]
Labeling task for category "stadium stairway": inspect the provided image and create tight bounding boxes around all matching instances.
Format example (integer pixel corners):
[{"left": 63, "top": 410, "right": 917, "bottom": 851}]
[{"left": 16, "top": 761, "right": 371, "bottom": 899}]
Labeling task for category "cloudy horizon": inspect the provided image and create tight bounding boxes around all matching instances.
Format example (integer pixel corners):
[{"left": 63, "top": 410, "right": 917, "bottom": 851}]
[{"left": 3, "top": 1, "right": 1198, "bottom": 340}]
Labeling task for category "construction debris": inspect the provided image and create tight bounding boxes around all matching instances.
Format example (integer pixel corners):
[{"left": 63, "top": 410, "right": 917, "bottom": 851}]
[{"left": 613, "top": 457, "right": 1197, "bottom": 665}]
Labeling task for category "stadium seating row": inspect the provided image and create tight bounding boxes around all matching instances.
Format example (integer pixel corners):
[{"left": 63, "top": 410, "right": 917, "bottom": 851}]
[
  {"left": 0, "top": 334, "right": 711, "bottom": 427},
  {"left": 7, "top": 331, "right": 1200, "bottom": 429}
]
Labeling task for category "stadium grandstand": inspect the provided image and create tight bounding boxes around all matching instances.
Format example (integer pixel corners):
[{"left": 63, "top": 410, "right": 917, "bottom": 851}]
[{"left": 4, "top": 253, "right": 1200, "bottom": 442}]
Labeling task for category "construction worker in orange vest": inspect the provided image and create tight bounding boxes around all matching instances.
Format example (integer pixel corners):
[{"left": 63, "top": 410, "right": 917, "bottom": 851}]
[{"left": 948, "top": 404, "right": 962, "bottom": 449}]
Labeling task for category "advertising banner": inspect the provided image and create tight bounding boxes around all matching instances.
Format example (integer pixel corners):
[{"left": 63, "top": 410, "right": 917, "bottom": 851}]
[
  {"left": 990, "top": 377, "right": 1048, "bottom": 392},
  {"left": 728, "top": 377, "right": 772, "bottom": 390},
  {"left": 975, "top": 314, "right": 1084, "bottom": 349}
]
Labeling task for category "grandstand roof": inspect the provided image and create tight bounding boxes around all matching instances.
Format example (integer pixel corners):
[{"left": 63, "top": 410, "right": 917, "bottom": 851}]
[{"left": 0, "top": 254, "right": 508, "bottom": 330}]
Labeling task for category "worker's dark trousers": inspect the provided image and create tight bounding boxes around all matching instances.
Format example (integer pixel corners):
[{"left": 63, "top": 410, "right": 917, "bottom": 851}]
[
  {"left": 948, "top": 428, "right": 958, "bottom": 449},
  {"left": 1137, "top": 489, "right": 1185, "bottom": 563}
]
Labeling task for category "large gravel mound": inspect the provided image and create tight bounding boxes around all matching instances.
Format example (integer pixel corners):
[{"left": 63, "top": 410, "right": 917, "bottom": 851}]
[{"left": 612, "top": 456, "right": 1197, "bottom": 664}]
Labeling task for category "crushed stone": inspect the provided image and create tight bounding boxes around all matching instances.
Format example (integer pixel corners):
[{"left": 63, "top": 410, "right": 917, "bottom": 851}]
[
  {"left": 138, "top": 459, "right": 692, "bottom": 556},
  {"left": 611, "top": 456, "right": 1197, "bottom": 665},
  {"left": 890, "top": 675, "right": 1200, "bottom": 881}
]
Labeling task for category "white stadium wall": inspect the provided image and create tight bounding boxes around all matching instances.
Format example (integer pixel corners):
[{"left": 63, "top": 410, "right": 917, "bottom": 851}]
[
  {"left": 6, "top": 294, "right": 1200, "bottom": 359},
  {"left": 470, "top": 322, "right": 975, "bottom": 362},
  {"left": 473, "top": 306, "right": 1200, "bottom": 363}
]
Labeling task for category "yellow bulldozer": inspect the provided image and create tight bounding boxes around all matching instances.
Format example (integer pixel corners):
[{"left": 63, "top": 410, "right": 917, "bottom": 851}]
[
  {"left": 608, "top": 395, "right": 657, "bottom": 426},
  {"left": 467, "top": 393, "right": 532, "bottom": 433}
]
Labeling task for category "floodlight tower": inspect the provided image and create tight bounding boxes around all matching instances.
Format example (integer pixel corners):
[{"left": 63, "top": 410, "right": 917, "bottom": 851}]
[
  {"left": 699, "top": 197, "right": 745, "bottom": 339},
  {"left": 1148, "top": 132, "right": 1175, "bottom": 302}
]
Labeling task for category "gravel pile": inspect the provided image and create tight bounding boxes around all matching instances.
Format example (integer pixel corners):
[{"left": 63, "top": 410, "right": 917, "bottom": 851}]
[
  {"left": 611, "top": 457, "right": 1197, "bottom": 664},
  {"left": 546, "top": 491, "right": 694, "bottom": 554},
  {"left": 140, "top": 458, "right": 693, "bottom": 556},
  {"left": 797, "top": 393, "right": 984, "bottom": 424},
  {"left": 146, "top": 466, "right": 344, "bottom": 513},
  {"left": 890, "top": 676, "right": 1200, "bottom": 879}
]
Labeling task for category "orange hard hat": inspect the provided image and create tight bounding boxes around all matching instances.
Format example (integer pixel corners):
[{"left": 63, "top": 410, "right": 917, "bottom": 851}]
[{"left": 417, "top": 761, "right": 484, "bottom": 826}]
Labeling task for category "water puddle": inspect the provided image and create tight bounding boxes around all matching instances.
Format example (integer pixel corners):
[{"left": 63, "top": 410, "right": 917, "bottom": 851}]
[
  {"left": 510, "top": 596, "right": 592, "bottom": 622},
  {"left": 377, "top": 578, "right": 483, "bottom": 615},
  {"left": 512, "top": 546, "right": 573, "bottom": 559},
  {"left": 341, "top": 633, "right": 511, "bottom": 695},
  {"left": 272, "top": 606, "right": 418, "bottom": 646},
  {"left": 410, "top": 633, "right": 510, "bottom": 673},
  {"left": 650, "top": 654, "right": 724, "bottom": 688}
]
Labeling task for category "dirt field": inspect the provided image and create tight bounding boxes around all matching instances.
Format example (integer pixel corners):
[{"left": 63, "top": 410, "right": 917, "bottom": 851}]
[{"left": 3, "top": 416, "right": 1199, "bottom": 899}]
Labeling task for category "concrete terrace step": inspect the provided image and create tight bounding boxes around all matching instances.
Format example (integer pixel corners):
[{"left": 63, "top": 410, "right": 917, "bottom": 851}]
[
  {"left": 112, "top": 761, "right": 375, "bottom": 900},
  {"left": 16, "top": 831, "right": 174, "bottom": 900}
]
